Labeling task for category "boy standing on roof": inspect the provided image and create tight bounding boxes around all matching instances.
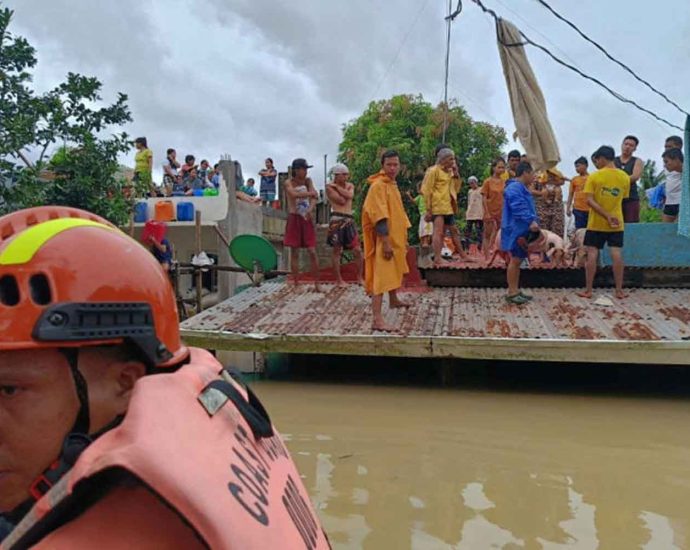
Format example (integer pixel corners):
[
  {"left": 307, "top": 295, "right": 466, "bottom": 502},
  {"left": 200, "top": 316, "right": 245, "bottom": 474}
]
[
  {"left": 567, "top": 157, "right": 590, "bottom": 230},
  {"left": 465, "top": 176, "right": 484, "bottom": 249},
  {"left": 284, "top": 158, "right": 321, "bottom": 291},
  {"left": 326, "top": 163, "right": 363, "bottom": 285},
  {"left": 502, "top": 150, "right": 521, "bottom": 182},
  {"left": 578, "top": 145, "right": 630, "bottom": 300}
]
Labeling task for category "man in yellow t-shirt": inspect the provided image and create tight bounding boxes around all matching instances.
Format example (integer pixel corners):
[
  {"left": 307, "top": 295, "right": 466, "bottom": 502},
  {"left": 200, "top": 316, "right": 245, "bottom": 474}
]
[
  {"left": 578, "top": 146, "right": 630, "bottom": 300},
  {"left": 567, "top": 156, "right": 590, "bottom": 229},
  {"left": 500, "top": 149, "right": 521, "bottom": 182}
]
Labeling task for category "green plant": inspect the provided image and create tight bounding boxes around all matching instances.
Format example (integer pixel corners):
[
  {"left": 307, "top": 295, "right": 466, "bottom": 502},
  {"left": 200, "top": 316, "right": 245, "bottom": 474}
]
[
  {"left": 338, "top": 94, "right": 506, "bottom": 243},
  {"left": 0, "top": 5, "right": 136, "bottom": 225}
]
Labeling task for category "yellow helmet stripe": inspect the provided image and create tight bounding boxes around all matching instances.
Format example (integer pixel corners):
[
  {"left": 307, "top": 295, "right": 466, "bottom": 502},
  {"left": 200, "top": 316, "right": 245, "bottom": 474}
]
[{"left": 0, "top": 218, "right": 117, "bottom": 266}]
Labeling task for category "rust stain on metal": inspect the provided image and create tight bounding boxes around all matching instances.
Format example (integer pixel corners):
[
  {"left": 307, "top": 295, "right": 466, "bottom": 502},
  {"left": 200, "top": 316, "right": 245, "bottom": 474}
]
[
  {"left": 181, "top": 283, "right": 690, "bottom": 346},
  {"left": 612, "top": 323, "right": 660, "bottom": 341},
  {"left": 660, "top": 306, "right": 690, "bottom": 324}
]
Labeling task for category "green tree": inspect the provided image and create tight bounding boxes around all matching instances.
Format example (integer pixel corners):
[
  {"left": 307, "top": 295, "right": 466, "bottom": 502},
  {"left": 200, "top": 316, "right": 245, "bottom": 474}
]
[
  {"left": 639, "top": 159, "right": 664, "bottom": 223},
  {"left": 640, "top": 159, "right": 664, "bottom": 191},
  {"left": 0, "top": 6, "right": 136, "bottom": 225},
  {"left": 338, "top": 94, "right": 507, "bottom": 241}
]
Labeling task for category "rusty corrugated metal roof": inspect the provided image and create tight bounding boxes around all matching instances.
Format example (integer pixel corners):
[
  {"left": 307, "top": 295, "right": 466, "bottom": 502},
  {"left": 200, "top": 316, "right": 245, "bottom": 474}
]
[{"left": 182, "top": 283, "right": 690, "bottom": 342}]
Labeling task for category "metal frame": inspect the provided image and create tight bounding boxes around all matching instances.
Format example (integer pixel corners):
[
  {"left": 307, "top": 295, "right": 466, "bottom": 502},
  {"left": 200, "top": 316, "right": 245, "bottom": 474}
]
[{"left": 180, "top": 329, "right": 690, "bottom": 366}]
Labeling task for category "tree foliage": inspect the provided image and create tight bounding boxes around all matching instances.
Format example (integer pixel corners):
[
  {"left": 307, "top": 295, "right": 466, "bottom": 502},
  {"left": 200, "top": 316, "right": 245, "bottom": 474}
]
[
  {"left": 640, "top": 159, "right": 664, "bottom": 191},
  {"left": 0, "top": 6, "right": 136, "bottom": 225},
  {"left": 338, "top": 94, "right": 507, "bottom": 239}
]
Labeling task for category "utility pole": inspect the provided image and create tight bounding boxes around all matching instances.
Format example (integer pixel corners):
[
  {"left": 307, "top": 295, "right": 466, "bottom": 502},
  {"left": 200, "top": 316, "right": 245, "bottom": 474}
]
[
  {"left": 442, "top": 0, "right": 452, "bottom": 143},
  {"left": 323, "top": 154, "right": 328, "bottom": 188},
  {"left": 443, "top": 1, "right": 463, "bottom": 143}
]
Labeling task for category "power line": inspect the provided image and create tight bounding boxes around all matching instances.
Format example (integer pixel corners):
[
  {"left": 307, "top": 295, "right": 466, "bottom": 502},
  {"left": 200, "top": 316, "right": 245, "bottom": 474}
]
[
  {"left": 533, "top": 0, "right": 690, "bottom": 118},
  {"left": 469, "top": 0, "right": 684, "bottom": 132},
  {"left": 371, "top": 0, "right": 432, "bottom": 98},
  {"left": 492, "top": 0, "right": 581, "bottom": 69}
]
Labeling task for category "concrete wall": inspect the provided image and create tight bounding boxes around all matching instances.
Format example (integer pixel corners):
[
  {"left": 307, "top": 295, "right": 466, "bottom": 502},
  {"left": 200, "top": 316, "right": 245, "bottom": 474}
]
[{"left": 601, "top": 223, "right": 690, "bottom": 267}]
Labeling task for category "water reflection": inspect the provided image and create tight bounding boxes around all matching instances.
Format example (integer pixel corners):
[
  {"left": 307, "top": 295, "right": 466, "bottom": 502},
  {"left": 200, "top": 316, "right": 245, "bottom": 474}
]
[{"left": 256, "top": 360, "right": 690, "bottom": 548}]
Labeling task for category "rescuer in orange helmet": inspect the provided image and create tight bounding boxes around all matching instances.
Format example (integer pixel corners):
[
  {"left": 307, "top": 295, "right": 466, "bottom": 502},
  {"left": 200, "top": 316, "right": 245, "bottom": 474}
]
[{"left": 0, "top": 206, "right": 329, "bottom": 549}]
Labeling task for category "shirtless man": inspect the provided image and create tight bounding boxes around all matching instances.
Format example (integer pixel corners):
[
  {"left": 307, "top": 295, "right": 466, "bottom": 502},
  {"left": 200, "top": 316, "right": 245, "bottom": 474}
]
[
  {"left": 284, "top": 158, "right": 321, "bottom": 290},
  {"left": 325, "top": 163, "right": 363, "bottom": 285}
]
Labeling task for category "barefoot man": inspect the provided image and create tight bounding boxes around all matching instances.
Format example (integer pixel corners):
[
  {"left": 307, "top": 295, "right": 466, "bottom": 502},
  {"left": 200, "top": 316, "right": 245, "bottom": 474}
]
[
  {"left": 362, "top": 150, "right": 411, "bottom": 331},
  {"left": 284, "top": 158, "right": 321, "bottom": 291},
  {"left": 326, "top": 163, "right": 363, "bottom": 285},
  {"left": 578, "top": 146, "right": 629, "bottom": 300}
]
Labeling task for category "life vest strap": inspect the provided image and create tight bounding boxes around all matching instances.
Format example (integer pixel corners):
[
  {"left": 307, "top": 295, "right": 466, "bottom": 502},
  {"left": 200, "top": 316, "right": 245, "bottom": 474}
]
[{"left": 199, "top": 372, "right": 274, "bottom": 440}]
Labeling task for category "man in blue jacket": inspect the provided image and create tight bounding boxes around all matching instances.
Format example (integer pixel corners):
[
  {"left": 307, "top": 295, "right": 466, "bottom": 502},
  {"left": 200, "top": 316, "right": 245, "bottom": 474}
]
[{"left": 501, "top": 162, "right": 541, "bottom": 305}]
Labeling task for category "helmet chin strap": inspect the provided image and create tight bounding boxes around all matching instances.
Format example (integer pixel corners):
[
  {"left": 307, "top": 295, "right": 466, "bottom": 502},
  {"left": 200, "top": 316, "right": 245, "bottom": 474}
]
[
  {"left": 60, "top": 348, "right": 91, "bottom": 435},
  {"left": 1, "top": 349, "right": 95, "bottom": 533}
]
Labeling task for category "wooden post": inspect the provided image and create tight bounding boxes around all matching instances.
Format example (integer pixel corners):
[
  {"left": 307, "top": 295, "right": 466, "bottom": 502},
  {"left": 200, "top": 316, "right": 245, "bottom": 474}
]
[
  {"left": 218, "top": 159, "right": 237, "bottom": 301},
  {"left": 195, "top": 210, "right": 203, "bottom": 314}
]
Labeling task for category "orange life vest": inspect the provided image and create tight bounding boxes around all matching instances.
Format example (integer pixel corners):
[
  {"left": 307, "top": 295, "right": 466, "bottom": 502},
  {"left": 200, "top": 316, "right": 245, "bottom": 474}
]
[{"left": 2, "top": 348, "right": 329, "bottom": 550}]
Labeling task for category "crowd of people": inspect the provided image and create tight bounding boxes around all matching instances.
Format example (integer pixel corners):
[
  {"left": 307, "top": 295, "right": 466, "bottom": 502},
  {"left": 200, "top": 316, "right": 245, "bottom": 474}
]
[
  {"left": 132, "top": 138, "right": 281, "bottom": 204},
  {"left": 282, "top": 132, "right": 684, "bottom": 329}
]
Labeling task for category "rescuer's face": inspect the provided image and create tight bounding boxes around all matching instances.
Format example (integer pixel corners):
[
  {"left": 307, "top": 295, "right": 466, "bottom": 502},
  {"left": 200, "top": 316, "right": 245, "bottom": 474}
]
[{"left": 0, "top": 349, "right": 79, "bottom": 512}]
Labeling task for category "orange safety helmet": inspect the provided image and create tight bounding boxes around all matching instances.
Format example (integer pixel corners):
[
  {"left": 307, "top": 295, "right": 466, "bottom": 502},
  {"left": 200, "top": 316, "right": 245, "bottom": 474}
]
[{"left": 0, "top": 206, "right": 188, "bottom": 367}]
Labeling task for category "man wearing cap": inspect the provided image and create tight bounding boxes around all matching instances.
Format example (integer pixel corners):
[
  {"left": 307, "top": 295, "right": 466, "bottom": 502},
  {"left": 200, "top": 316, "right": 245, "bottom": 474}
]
[
  {"left": 422, "top": 147, "right": 471, "bottom": 267},
  {"left": 326, "top": 163, "right": 363, "bottom": 285},
  {"left": 284, "top": 158, "right": 321, "bottom": 290}
]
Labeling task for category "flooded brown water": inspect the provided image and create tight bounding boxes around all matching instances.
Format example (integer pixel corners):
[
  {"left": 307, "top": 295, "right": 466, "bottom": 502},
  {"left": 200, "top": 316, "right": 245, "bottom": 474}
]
[{"left": 255, "top": 361, "right": 690, "bottom": 549}]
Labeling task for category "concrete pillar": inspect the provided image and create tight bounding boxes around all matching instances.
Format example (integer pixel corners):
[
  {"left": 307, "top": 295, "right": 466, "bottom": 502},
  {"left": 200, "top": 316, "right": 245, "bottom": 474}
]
[{"left": 218, "top": 159, "right": 237, "bottom": 301}]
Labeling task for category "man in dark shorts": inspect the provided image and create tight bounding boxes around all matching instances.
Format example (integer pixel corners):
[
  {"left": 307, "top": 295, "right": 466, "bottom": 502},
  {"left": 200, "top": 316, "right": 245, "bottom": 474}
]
[
  {"left": 614, "top": 135, "right": 643, "bottom": 223},
  {"left": 284, "top": 158, "right": 321, "bottom": 290},
  {"left": 579, "top": 146, "right": 630, "bottom": 300},
  {"left": 325, "top": 163, "right": 363, "bottom": 285},
  {"left": 422, "top": 148, "right": 470, "bottom": 266},
  {"left": 501, "top": 162, "right": 540, "bottom": 305}
]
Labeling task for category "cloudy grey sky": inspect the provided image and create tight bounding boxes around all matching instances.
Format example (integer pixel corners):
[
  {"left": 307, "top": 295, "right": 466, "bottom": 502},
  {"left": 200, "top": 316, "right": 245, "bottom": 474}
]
[{"left": 6, "top": 0, "right": 689, "bottom": 187}]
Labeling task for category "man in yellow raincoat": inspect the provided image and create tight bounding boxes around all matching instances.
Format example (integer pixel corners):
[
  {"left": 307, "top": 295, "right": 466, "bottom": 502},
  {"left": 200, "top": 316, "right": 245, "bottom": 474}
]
[{"left": 362, "top": 150, "right": 412, "bottom": 332}]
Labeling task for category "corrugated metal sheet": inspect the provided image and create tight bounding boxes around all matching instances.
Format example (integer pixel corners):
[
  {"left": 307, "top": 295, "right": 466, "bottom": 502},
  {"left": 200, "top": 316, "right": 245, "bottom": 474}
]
[{"left": 182, "top": 283, "right": 690, "bottom": 342}]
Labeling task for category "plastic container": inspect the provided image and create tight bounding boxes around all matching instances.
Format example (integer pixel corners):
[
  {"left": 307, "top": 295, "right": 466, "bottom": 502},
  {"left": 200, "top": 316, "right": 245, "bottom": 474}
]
[
  {"left": 134, "top": 202, "right": 148, "bottom": 223},
  {"left": 176, "top": 201, "right": 195, "bottom": 222},
  {"left": 154, "top": 200, "right": 175, "bottom": 222},
  {"left": 203, "top": 188, "right": 219, "bottom": 196},
  {"left": 193, "top": 188, "right": 204, "bottom": 197}
]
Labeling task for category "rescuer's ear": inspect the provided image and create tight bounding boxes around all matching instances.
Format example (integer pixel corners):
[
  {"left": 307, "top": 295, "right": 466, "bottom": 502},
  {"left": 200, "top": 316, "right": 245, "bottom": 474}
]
[{"left": 115, "top": 360, "right": 146, "bottom": 398}]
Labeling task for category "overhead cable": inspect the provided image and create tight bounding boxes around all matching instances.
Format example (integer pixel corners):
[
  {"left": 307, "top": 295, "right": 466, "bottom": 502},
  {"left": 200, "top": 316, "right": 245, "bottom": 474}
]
[
  {"left": 371, "top": 0, "right": 432, "bottom": 98},
  {"left": 533, "top": 0, "right": 690, "bottom": 118},
  {"left": 469, "top": 0, "right": 684, "bottom": 131}
]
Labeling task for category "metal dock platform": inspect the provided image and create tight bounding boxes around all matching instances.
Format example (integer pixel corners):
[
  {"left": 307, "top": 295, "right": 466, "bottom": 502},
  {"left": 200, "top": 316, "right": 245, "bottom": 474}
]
[{"left": 180, "top": 282, "right": 690, "bottom": 365}]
